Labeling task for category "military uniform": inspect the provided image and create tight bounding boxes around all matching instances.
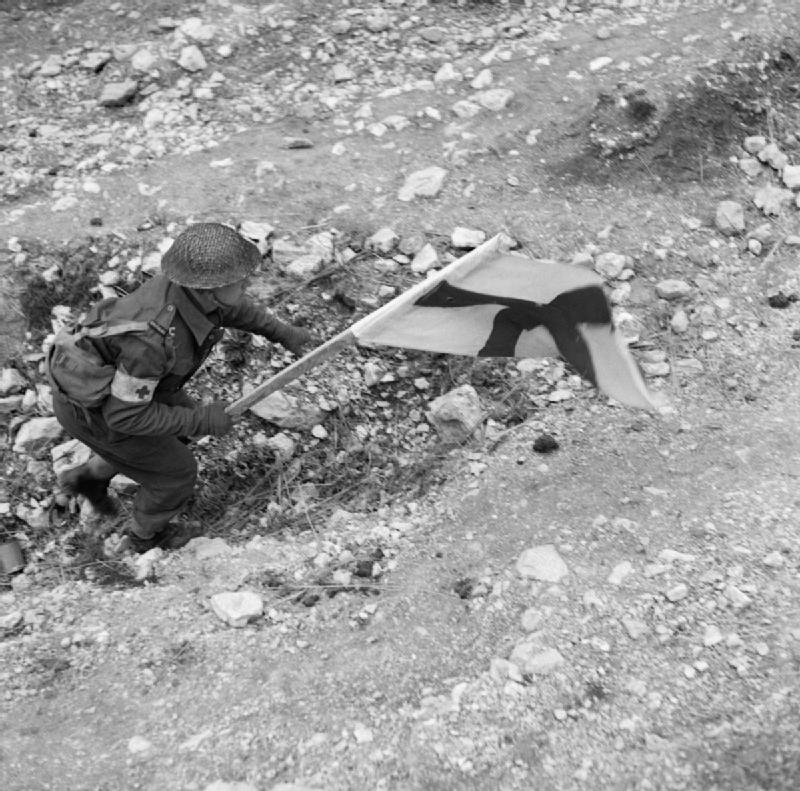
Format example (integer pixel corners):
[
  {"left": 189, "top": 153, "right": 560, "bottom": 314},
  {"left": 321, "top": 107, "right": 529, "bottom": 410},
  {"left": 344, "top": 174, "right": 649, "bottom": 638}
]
[{"left": 51, "top": 223, "right": 310, "bottom": 544}]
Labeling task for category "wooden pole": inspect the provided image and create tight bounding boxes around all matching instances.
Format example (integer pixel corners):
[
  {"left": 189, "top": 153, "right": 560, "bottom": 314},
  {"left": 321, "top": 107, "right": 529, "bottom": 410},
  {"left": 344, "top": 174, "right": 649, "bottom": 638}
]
[
  {"left": 226, "top": 233, "right": 512, "bottom": 416},
  {"left": 226, "top": 329, "right": 356, "bottom": 416}
]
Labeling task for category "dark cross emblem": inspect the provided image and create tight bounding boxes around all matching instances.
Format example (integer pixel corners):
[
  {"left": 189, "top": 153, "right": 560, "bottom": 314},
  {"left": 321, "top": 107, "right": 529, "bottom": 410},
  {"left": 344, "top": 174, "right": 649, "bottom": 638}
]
[
  {"left": 135, "top": 384, "right": 151, "bottom": 400},
  {"left": 414, "top": 281, "right": 612, "bottom": 386}
]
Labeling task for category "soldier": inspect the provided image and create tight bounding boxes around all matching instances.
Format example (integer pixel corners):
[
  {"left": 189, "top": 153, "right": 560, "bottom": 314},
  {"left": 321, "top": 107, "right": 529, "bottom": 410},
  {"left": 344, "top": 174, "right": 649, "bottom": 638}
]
[{"left": 48, "top": 222, "right": 313, "bottom": 553}]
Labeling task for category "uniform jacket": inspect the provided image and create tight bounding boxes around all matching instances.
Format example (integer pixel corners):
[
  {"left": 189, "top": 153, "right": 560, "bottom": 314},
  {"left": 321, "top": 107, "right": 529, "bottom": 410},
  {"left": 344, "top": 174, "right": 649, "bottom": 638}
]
[{"left": 73, "top": 274, "right": 297, "bottom": 438}]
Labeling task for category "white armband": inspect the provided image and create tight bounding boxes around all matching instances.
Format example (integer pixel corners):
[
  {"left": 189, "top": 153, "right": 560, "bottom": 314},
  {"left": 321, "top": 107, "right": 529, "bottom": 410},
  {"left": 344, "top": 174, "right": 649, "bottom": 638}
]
[{"left": 110, "top": 368, "right": 159, "bottom": 404}]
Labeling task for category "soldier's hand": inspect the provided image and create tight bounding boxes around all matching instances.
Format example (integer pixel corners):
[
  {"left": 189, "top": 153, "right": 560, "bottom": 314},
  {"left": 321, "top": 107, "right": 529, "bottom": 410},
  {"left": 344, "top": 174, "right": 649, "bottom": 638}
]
[
  {"left": 199, "top": 401, "right": 234, "bottom": 436},
  {"left": 284, "top": 326, "right": 315, "bottom": 356}
]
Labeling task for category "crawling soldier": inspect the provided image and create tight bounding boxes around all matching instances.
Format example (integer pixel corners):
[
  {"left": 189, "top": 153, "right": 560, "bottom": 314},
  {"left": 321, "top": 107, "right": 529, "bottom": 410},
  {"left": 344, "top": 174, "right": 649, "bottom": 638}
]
[{"left": 48, "top": 222, "right": 312, "bottom": 553}]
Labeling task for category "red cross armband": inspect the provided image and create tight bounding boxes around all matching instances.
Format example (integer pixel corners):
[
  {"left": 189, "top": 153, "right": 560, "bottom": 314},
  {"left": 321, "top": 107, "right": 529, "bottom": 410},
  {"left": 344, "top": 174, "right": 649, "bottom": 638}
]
[{"left": 110, "top": 367, "right": 159, "bottom": 404}]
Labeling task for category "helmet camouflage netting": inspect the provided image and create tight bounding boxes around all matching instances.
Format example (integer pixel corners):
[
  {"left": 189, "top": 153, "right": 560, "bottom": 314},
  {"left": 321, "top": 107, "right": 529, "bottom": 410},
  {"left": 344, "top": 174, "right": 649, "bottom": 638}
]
[{"left": 161, "top": 223, "right": 262, "bottom": 288}]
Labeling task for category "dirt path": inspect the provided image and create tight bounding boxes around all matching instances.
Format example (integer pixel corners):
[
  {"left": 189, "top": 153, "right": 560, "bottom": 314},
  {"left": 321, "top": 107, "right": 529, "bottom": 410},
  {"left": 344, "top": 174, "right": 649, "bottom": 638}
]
[{"left": 3, "top": 1, "right": 800, "bottom": 790}]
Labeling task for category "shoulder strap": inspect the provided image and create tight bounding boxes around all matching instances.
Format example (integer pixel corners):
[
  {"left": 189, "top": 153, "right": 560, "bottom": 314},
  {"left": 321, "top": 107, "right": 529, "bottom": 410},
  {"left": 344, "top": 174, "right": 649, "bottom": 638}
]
[
  {"left": 76, "top": 303, "right": 176, "bottom": 340},
  {"left": 148, "top": 303, "right": 176, "bottom": 337}
]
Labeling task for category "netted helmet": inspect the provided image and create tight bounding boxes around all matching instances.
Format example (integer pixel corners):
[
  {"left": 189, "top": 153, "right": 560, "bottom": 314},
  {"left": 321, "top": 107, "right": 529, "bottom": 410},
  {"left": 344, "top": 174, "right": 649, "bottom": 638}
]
[{"left": 161, "top": 223, "right": 262, "bottom": 288}]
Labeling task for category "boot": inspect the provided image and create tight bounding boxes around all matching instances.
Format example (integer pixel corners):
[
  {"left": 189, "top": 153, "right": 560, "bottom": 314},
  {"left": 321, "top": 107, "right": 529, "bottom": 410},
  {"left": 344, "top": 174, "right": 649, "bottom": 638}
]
[
  {"left": 59, "top": 458, "right": 119, "bottom": 516},
  {"left": 117, "top": 519, "right": 204, "bottom": 555}
]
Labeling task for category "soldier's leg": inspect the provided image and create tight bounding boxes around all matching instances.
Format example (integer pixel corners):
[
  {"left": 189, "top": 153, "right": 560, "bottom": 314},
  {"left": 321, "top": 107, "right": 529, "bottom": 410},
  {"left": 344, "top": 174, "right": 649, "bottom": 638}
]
[
  {"left": 52, "top": 392, "right": 120, "bottom": 514},
  {"left": 100, "top": 435, "right": 198, "bottom": 539}
]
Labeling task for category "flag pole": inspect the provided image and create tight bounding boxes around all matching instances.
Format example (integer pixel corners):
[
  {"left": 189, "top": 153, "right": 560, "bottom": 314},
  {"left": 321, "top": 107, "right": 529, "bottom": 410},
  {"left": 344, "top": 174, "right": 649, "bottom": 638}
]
[
  {"left": 226, "top": 233, "right": 513, "bottom": 416},
  {"left": 226, "top": 329, "right": 356, "bottom": 416}
]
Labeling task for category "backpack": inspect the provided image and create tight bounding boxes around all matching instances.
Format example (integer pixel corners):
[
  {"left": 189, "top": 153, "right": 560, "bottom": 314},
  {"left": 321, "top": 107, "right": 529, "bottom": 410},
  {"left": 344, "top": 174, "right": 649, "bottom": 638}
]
[{"left": 47, "top": 301, "right": 175, "bottom": 408}]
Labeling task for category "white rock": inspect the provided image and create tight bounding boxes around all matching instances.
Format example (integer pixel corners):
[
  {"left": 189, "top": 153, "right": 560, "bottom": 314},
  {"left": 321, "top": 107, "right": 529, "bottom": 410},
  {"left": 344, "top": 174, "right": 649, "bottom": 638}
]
[
  {"left": 665, "top": 583, "right": 689, "bottom": 602},
  {"left": 0, "top": 611, "right": 23, "bottom": 630},
  {"left": 738, "top": 157, "right": 762, "bottom": 177},
  {"left": 134, "top": 547, "right": 163, "bottom": 581},
  {"left": 51, "top": 438, "right": 92, "bottom": 478},
  {"left": 621, "top": 617, "right": 648, "bottom": 639},
  {"left": 203, "top": 782, "right": 258, "bottom": 791},
  {"left": 470, "top": 68, "right": 493, "bottom": 89},
  {"left": 130, "top": 49, "right": 157, "bottom": 72},
  {"left": 411, "top": 243, "right": 439, "bottom": 273},
  {"left": 516, "top": 544, "right": 568, "bottom": 582},
  {"left": 589, "top": 56, "right": 613, "bottom": 72},
  {"left": 311, "top": 424, "right": 328, "bottom": 440},
  {"left": 451, "top": 100, "right": 483, "bottom": 119},
  {"left": 247, "top": 390, "right": 323, "bottom": 430},
  {"left": 331, "top": 63, "right": 354, "bottom": 82},
  {"left": 758, "top": 142, "right": 788, "bottom": 171},
  {"left": 594, "top": 252, "right": 627, "bottom": 279},
  {"left": 382, "top": 114, "right": 410, "bottom": 132},
  {"left": 186, "top": 537, "right": 230, "bottom": 560},
  {"left": 180, "top": 17, "right": 216, "bottom": 43},
  {"left": 365, "top": 10, "right": 392, "bottom": 33},
  {"left": 265, "top": 432, "right": 296, "bottom": 461},
  {"left": 285, "top": 254, "right": 325, "bottom": 278},
  {"left": 210, "top": 591, "right": 264, "bottom": 627},
  {"left": 510, "top": 643, "right": 565, "bottom": 675},
  {"left": 670, "top": 308, "right": 689, "bottom": 334},
  {"left": 754, "top": 184, "right": 793, "bottom": 216},
  {"left": 473, "top": 88, "right": 514, "bottom": 111},
  {"left": 353, "top": 723, "right": 374, "bottom": 743},
  {"left": 762, "top": 551, "right": 785, "bottom": 568},
  {"left": 39, "top": 54, "right": 63, "bottom": 76},
  {"left": 363, "top": 362, "right": 384, "bottom": 387},
  {"left": 127, "top": 736, "right": 153, "bottom": 754},
  {"left": 714, "top": 200, "right": 744, "bottom": 235},
  {"left": 426, "top": 384, "right": 482, "bottom": 443},
  {"left": 98, "top": 80, "right": 138, "bottom": 107},
  {"left": 724, "top": 584, "right": 752, "bottom": 610},
  {"left": 398, "top": 166, "right": 447, "bottom": 202},
  {"left": 782, "top": 165, "right": 800, "bottom": 190},
  {"left": 703, "top": 624, "right": 724, "bottom": 647},
  {"left": 451, "top": 226, "right": 486, "bottom": 249},
  {"left": 0, "top": 368, "right": 26, "bottom": 396},
  {"left": 366, "top": 227, "right": 399, "bottom": 254},
  {"left": 13, "top": 417, "right": 62, "bottom": 454},
  {"left": 742, "top": 135, "right": 767, "bottom": 154},
  {"left": 434, "top": 62, "right": 461, "bottom": 84},
  {"left": 178, "top": 45, "right": 207, "bottom": 72},
  {"left": 655, "top": 279, "right": 692, "bottom": 300},
  {"left": 607, "top": 561, "right": 633, "bottom": 586},
  {"left": 239, "top": 221, "right": 274, "bottom": 256}
]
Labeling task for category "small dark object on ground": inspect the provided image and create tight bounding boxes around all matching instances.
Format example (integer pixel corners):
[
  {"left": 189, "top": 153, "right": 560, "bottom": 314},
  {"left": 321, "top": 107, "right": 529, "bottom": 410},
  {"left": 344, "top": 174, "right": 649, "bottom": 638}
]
[
  {"left": 533, "top": 433, "right": 560, "bottom": 453},
  {"left": 354, "top": 559, "right": 375, "bottom": 578},
  {"left": 767, "top": 291, "right": 798, "bottom": 308},
  {"left": 792, "top": 328, "right": 800, "bottom": 343},
  {"left": 453, "top": 577, "right": 476, "bottom": 599},
  {"left": 89, "top": 217, "right": 103, "bottom": 226}
]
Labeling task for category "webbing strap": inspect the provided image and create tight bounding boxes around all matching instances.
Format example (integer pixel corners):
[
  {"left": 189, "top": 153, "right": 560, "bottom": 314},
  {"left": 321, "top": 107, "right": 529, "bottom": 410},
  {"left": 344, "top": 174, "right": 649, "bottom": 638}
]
[
  {"left": 77, "top": 303, "right": 175, "bottom": 340},
  {"left": 79, "top": 320, "right": 151, "bottom": 338}
]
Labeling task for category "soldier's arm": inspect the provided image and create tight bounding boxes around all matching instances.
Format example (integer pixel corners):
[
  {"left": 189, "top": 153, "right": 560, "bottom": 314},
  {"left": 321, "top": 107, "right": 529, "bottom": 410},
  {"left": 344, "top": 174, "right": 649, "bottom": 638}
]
[
  {"left": 100, "top": 338, "right": 207, "bottom": 437},
  {"left": 220, "top": 298, "right": 310, "bottom": 353}
]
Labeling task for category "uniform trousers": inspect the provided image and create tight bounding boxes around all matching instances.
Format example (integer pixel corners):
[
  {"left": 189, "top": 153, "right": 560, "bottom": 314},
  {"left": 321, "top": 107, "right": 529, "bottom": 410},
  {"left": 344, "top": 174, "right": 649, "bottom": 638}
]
[{"left": 52, "top": 390, "right": 198, "bottom": 538}]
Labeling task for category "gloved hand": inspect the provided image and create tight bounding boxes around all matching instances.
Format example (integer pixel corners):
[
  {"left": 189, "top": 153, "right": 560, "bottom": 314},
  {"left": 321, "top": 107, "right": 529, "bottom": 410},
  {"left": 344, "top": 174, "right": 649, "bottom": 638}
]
[
  {"left": 198, "top": 402, "right": 234, "bottom": 436},
  {"left": 283, "top": 326, "right": 315, "bottom": 356}
]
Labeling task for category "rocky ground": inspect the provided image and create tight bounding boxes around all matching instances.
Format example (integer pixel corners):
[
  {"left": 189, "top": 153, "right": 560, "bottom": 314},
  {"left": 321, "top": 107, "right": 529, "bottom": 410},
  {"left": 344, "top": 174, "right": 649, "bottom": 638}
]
[{"left": 2, "top": 0, "right": 800, "bottom": 789}]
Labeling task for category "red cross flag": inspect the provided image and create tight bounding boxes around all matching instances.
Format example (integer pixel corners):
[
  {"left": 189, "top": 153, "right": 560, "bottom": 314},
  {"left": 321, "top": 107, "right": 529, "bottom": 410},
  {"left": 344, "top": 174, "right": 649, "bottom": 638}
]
[{"left": 228, "top": 234, "right": 656, "bottom": 416}]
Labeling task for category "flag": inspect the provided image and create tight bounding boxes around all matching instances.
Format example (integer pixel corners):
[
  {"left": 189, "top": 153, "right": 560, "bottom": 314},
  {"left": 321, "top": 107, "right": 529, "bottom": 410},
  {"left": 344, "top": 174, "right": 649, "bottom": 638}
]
[
  {"left": 353, "top": 239, "right": 655, "bottom": 411},
  {"left": 227, "top": 235, "right": 656, "bottom": 416}
]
